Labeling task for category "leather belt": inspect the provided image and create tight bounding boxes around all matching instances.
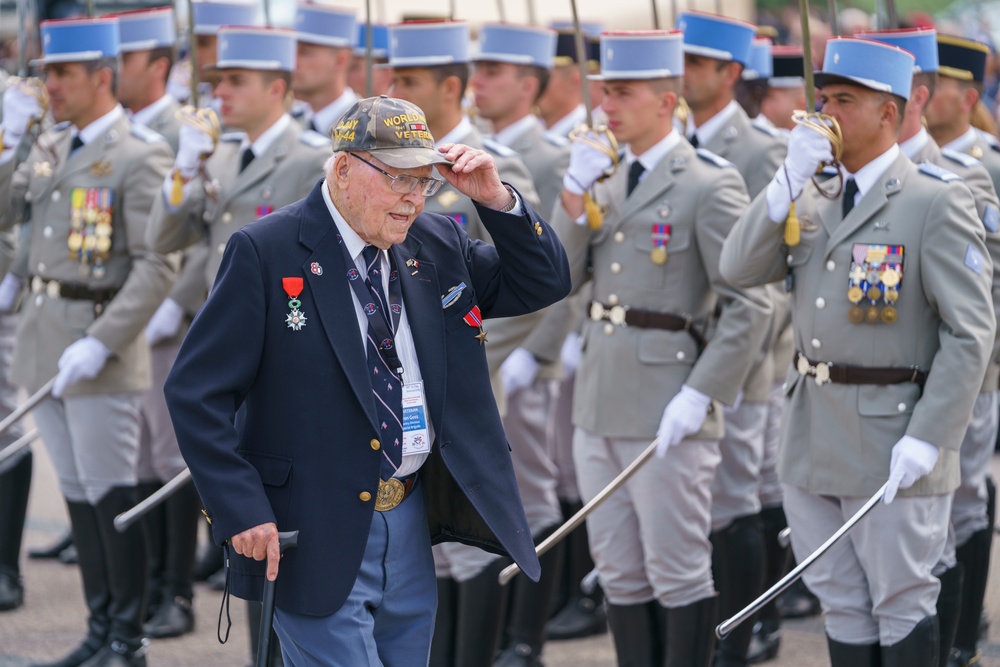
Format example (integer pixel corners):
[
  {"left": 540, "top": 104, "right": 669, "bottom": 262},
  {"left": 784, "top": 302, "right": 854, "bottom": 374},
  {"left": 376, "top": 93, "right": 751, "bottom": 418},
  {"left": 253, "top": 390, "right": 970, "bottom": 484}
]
[
  {"left": 589, "top": 300, "right": 707, "bottom": 350},
  {"left": 31, "top": 276, "right": 119, "bottom": 307},
  {"left": 375, "top": 475, "right": 416, "bottom": 512},
  {"left": 794, "top": 352, "right": 927, "bottom": 388}
]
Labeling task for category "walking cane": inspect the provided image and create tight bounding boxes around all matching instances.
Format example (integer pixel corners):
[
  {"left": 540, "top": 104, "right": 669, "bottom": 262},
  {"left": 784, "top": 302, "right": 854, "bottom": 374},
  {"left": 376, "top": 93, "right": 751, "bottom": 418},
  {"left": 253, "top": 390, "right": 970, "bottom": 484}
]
[
  {"left": 257, "top": 531, "right": 299, "bottom": 667},
  {"left": 114, "top": 468, "right": 192, "bottom": 532},
  {"left": 716, "top": 481, "right": 889, "bottom": 639},
  {"left": 0, "top": 377, "right": 55, "bottom": 439},
  {"left": 499, "top": 438, "right": 660, "bottom": 585},
  {"left": 0, "top": 428, "right": 40, "bottom": 467}
]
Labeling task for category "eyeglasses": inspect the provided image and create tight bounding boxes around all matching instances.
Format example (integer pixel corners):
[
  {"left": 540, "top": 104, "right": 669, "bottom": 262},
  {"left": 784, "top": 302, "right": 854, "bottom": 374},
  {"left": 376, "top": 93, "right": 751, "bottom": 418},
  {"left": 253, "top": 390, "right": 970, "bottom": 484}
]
[{"left": 350, "top": 153, "right": 443, "bottom": 196}]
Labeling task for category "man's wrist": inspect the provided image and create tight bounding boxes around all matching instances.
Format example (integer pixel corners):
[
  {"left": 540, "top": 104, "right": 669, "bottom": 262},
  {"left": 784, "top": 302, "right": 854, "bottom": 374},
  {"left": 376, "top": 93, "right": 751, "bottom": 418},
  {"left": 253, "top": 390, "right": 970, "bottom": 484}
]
[{"left": 484, "top": 184, "right": 517, "bottom": 212}]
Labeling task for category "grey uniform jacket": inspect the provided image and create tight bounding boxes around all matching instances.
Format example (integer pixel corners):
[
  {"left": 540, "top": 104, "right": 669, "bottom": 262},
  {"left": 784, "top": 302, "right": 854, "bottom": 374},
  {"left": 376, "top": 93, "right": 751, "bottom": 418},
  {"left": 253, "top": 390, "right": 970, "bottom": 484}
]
[
  {"left": 0, "top": 115, "right": 176, "bottom": 395},
  {"left": 142, "top": 96, "right": 182, "bottom": 153},
  {"left": 910, "top": 140, "right": 1000, "bottom": 394},
  {"left": 507, "top": 121, "right": 571, "bottom": 221},
  {"left": 147, "top": 120, "right": 329, "bottom": 288},
  {"left": 550, "top": 139, "right": 772, "bottom": 440},
  {"left": 720, "top": 152, "right": 995, "bottom": 498}
]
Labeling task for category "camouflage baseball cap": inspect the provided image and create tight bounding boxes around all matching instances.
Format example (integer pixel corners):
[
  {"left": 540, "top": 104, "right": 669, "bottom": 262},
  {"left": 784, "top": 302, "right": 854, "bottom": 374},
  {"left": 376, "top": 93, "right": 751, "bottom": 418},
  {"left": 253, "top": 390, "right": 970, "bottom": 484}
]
[{"left": 331, "top": 96, "right": 453, "bottom": 169}]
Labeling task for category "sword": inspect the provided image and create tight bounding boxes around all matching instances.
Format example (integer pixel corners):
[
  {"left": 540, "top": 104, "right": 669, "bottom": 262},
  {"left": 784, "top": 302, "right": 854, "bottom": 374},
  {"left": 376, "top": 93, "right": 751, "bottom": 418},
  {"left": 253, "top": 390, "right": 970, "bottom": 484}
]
[
  {"left": 256, "top": 531, "right": 299, "bottom": 667},
  {"left": 716, "top": 482, "right": 889, "bottom": 639},
  {"left": 114, "top": 468, "right": 192, "bottom": 532},
  {"left": 0, "top": 428, "right": 41, "bottom": 467},
  {"left": 0, "top": 377, "right": 55, "bottom": 440},
  {"left": 364, "top": 0, "right": 373, "bottom": 98},
  {"left": 187, "top": 0, "right": 199, "bottom": 106},
  {"left": 499, "top": 438, "right": 659, "bottom": 586}
]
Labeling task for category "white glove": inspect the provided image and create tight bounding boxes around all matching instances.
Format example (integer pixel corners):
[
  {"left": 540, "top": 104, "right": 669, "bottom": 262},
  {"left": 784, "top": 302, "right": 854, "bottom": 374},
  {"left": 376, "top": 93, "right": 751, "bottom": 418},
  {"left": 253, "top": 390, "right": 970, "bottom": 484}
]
[
  {"left": 501, "top": 347, "right": 539, "bottom": 396},
  {"left": 1, "top": 85, "right": 43, "bottom": 148},
  {"left": 53, "top": 336, "right": 112, "bottom": 398},
  {"left": 766, "top": 124, "right": 835, "bottom": 222},
  {"left": 883, "top": 435, "right": 939, "bottom": 504},
  {"left": 0, "top": 273, "right": 24, "bottom": 312},
  {"left": 563, "top": 131, "right": 614, "bottom": 195},
  {"left": 145, "top": 298, "right": 185, "bottom": 346},
  {"left": 560, "top": 331, "right": 581, "bottom": 375},
  {"left": 655, "top": 385, "right": 712, "bottom": 457},
  {"left": 174, "top": 122, "right": 215, "bottom": 178}
]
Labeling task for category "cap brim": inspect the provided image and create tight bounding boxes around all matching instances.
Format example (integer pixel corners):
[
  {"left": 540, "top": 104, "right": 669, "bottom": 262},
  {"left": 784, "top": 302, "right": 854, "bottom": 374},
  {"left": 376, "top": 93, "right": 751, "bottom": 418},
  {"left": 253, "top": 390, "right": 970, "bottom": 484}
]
[
  {"left": 371, "top": 146, "right": 453, "bottom": 169},
  {"left": 813, "top": 71, "right": 893, "bottom": 94}
]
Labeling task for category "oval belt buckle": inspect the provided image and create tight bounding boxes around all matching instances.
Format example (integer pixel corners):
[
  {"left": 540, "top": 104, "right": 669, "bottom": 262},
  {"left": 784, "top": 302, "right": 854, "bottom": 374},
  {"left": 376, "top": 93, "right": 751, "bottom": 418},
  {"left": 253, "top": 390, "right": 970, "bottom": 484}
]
[
  {"left": 814, "top": 362, "right": 831, "bottom": 386},
  {"left": 589, "top": 301, "right": 606, "bottom": 322},
  {"left": 609, "top": 305, "right": 627, "bottom": 326},
  {"left": 375, "top": 478, "right": 405, "bottom": 512}
]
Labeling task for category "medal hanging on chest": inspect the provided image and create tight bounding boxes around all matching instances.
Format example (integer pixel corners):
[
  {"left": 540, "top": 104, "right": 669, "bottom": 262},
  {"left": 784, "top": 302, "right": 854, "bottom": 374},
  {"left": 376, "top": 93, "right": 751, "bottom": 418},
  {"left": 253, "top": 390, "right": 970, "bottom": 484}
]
[
  {"left": 282, "top": 277, "right": 307, "bottom": 331},
  {"left": 650, "top": 223, "right": 671, "bottom": 265},
  {"left": 847, "top": 244, "right": 904, "bottom": 325}
]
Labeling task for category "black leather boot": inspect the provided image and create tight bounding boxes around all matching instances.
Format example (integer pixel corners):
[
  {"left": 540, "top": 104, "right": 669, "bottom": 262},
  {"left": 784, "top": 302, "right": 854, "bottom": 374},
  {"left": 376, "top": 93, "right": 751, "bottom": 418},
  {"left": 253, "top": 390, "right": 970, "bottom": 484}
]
[
  {"left": 935, "top": 565, "right": 963, "bottom": 667},
  {"left": 665, "top": 596, "right": 716, "bottom": 667},
  {"left": 143, "top": 482, "right": 198, "bottom": 638},
  {"left": 0, "top": 451, "right": 31, "bottom": 611},
  {"left": 429, "top": 576, "right": 458, "bottom": 667},
  {"left": 546, "top": 500, "right": 607, "bottom": 641},
  {"left": 80, "top": 487, "right": 149, "bottom": 667},
  {"left": 135, "top": 481, "right": 163, "bottom": 622},
  {"left": 827, "top": 637, "right": 882, "bottom": 667},
  {"left": 881, "top": 616, "right": 939, "bottom": 667},
  {"left": 746, "top": 506, "right": 788, "bottom": 663},
  {"left": 606, "top": 602, "right": 664, "bottom": 667},
  {"left": 453, "top": 558, "right": 510, "bottom": 667},
  {"left": 31, "top": 502, "right": 111, "bottom": 667},
  {"left": 711, "top": 514, "right": 766, "bottom": 667},
  {"left": 950, "top": 526, "right": 993, "bottom": 666},
  {"left": 495, "top": 526, "right": 564, "bottom": 666}
]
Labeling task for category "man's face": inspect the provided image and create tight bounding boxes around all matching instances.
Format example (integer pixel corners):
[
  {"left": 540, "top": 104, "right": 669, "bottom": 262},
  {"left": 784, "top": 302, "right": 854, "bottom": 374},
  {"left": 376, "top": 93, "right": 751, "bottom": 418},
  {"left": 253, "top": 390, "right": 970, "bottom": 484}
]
[
  {"left": 924, "top": 76, "right": 965, "bottom": 133},
  {"left": 214, "top": 69, "right": 273, "bottom": 130},
  {"left": 293, "top": 42, "right": 341, "bottom": 98},
  {"left": 600, "top": 80, "right": 661, "bottom": 145},
  {"left": 117, "top": 50, "right": 153, "bottom": 110},
  {"left": 347, "top": 56, "right": 392, "bottom": 96},
  {"left": 335, "top": 152, "right": 431, "bottom": 249},
  {"left": 44, "top": 62, "right": 102, "bottom": 124},
  {"left": 819, "top": 83, "right": 890, "bottom": 162},
  {"left": 196, "top": 35, "right": 216, "bottom": 69},
  {"left": 390, "top": 68, "right": 444, "bottom": 125},
  {"left": 470, "top": 61, "right": 522, "bottom": 120},
  {"left": 761, "top": 85, "right": 806, "bottom": 131},
  {"left": 537, "top": 65, "right": 575, "bottom": 119},
  {"left": 683, "top": 54, "right": 732, "bottom": 110}
]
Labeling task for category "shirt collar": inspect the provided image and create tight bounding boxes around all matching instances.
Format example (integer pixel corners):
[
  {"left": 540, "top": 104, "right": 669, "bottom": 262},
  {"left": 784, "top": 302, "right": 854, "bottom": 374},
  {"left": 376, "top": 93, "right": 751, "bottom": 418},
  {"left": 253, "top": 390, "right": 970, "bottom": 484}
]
[
  {"left": 311, "top": 88, "right": 359, "bottom": 136},
  {"left": 74, "top": 104, "right": 125, "bottom": 146},
  {"left": 321, "top": 177, "right": 374, "bottom": 264},
  {"left": 493, "top": 114, "right": 539, "bottom": 147},
  {"left": 625, "top": 130, "right": 682, "bottom": 174},
  {"left": 686, "top": 99, "right": 740, "bottom": 146},
  {"left": 240, "top": 113, "right": 292, "bottom": 157},
  {"left": 899, "top": 126, "right": 930, "bottom": 160},
  {"left": 434, "top": 116, "right": 473, "bottom": 149},
  {"left": 546, "top": 103, "right": 587, "bottom": 138},
  {"left": 943, "top": 126, "right": 979, "bottom": 154},
  {"left": 844, "top": 144, "right": 900, "bottom": 202},
  {"left": 128, "top": 94, "right": 175, "bottom": 129}
]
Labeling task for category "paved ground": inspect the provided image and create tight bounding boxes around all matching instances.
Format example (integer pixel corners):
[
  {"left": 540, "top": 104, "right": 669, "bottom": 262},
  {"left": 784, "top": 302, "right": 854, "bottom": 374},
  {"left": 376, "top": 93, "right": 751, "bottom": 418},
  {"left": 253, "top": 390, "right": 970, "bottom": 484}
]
[{"left": 2, "top": 435, "right": 999, "bottom": 666}]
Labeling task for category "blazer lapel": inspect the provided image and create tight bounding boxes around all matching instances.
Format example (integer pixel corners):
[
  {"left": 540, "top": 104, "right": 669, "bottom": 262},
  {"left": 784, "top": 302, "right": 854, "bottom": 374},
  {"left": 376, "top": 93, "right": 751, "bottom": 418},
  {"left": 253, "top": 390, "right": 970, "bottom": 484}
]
[{"left": 298, "top": 185, "right": 379, "bottom": 432}]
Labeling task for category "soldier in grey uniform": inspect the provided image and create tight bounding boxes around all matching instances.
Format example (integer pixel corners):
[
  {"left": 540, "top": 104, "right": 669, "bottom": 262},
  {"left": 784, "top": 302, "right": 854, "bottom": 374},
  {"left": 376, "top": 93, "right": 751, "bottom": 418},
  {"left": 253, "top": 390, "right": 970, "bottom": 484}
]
[
  {"left": 188, "top": 0, "right": 259, "bottom": 111},
  {"left": 0, "top": 16, "right": 179, "bottom": 667},
  {"left": 679, "top": 13, "right": 787, "bottom": 666},
  {"left": 384, "top": 20, "right": 551, "bottom": 667},
  {"left": 550, "top": 30, "right": 771, "bottom": 666},
  {"left": 347, "top": 24, "right": 393, "bottom": 98},
  {"left": 721, "top": 37, "right": 995, "bottom": 666},
  {"left": 921, "top": 34, "right": 1000, "bottom": 667},
  {"left": 538, "top": 31, "right": 589, "bottom": 140},
  {"left": 290, "top": 5, "right": 358, "bottom": 137},
  {"left": 469, "top": 24, "right": 576, "bottom": 665}
]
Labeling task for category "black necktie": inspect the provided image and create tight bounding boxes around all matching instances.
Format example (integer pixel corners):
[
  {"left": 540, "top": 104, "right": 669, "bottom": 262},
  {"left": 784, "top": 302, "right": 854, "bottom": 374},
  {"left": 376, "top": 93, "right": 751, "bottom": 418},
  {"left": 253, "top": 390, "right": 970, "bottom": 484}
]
[
  {"left": 627, "top": 160, "right": 645, "bottom": 197},
  {"left": 239, "top": 148, "right": 255, "bottom": 173},
  {"left": 842, "top": 177, "right": 859, "bottom": 219},
  {"left": 70, "top": 135, "right": 84, "bottom": 153},
  {"left": 688, "top": 133, "right": 699, "bottom": 148}
]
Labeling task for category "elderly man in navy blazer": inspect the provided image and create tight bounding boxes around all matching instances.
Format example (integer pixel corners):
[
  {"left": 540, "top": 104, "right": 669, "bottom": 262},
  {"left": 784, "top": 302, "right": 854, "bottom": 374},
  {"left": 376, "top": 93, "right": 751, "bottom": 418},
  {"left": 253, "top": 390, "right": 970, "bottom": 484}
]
[{"left": 164, "top": 95, "right": 571, "bottom": 666}]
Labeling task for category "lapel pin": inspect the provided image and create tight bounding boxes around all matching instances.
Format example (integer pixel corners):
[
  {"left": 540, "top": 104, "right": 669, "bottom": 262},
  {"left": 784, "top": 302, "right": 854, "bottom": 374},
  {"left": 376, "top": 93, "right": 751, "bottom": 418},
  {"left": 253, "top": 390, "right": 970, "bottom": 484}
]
[
  {"left": 310, "top": 262, "right": 323, "bottom": 275},
  {"left": 441, "top": 282, "right": 467, "bottom": 309}
]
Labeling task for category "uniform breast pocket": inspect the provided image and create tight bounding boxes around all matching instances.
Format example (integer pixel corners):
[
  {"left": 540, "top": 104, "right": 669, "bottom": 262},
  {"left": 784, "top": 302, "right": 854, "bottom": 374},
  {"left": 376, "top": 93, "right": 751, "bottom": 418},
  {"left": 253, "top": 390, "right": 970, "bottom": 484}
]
[
  {"left": 633, "top": 228, "right": 691, "bottom": 289},
  {"left": 443, "top": 293, "right": 477, "bottom": 333},
  {"left": 636, "top": 328, "right": 698, "bottom": 366}
]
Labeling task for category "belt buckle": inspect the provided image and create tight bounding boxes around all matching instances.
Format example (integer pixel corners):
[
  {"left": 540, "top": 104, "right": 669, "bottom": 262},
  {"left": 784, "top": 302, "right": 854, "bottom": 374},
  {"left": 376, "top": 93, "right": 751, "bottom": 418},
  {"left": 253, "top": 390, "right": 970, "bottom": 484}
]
[
  {"left": 589, "top": 303, "right": 628, "bottom": 327},
  {"left": 375, "top": 478, "right": 405, "bottom": 512},
  {"left": 46, "top": 280, "right": 61, "bottom": 299},
  {"left": 796, "top": 355, "right": 831, "bottom": 386},
  {"left": 31, "top": 276, "right": 43, "bottom": 294},
  {"left": 589, "top": 301, "right": 606, "bottom": 322}
]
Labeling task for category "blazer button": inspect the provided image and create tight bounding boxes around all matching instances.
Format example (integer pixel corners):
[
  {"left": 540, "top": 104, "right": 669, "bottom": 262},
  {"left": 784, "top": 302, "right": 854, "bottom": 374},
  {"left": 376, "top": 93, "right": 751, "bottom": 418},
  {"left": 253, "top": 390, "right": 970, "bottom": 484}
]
[
  {"left": 222, "top": 212, "right": 233, "bottom": 224},
  {"left": 359, "top": 491, "right": 372, "bottom": 502},
  {"left": 370, "top": 439, "right": 381, "bottom": 451}
]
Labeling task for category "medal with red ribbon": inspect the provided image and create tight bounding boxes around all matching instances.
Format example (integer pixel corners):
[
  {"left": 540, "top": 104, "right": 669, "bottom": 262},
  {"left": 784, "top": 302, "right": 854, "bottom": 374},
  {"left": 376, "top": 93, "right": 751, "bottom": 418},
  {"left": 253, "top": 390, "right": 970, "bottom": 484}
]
[
  {"left": 282, "top": 277, "right": 307, "bottom": 331},
  {"left": 463, "top": 305, "right": 488, "bottom": 345}
]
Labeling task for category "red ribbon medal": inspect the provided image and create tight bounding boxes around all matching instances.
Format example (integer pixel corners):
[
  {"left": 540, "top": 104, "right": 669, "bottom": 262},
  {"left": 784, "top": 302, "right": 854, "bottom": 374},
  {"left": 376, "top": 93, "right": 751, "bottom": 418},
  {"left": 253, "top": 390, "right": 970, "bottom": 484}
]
[
  {"left": 463, "top": 305, "right": 488, "bottom": 345},
  {"left": 282, "top": 277, "right": 307, "bottom": 331}
]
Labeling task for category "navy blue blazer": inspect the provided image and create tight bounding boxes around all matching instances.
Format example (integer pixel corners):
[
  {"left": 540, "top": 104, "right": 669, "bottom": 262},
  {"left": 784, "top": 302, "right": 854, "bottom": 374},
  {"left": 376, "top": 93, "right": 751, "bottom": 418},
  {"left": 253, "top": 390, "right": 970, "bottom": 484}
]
[{"left": 165, "top": 181, "right": 571, "bottom": 616}]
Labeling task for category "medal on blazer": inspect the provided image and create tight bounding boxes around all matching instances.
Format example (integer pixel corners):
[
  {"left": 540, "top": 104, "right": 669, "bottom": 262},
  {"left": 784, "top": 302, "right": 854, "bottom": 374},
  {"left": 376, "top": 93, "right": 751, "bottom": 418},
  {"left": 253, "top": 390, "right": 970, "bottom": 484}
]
[
  {"left": 282, "top": 277, "right": 307, "bottom": 331},
  {"left": 847, "top": 243, "right": 904, "bottom": 325},
  {"left": 463, "top": 305, "right": 488, "bottom": 345},
  {"left": 650, "top": 223, "right": 671, "bottom": 265}
]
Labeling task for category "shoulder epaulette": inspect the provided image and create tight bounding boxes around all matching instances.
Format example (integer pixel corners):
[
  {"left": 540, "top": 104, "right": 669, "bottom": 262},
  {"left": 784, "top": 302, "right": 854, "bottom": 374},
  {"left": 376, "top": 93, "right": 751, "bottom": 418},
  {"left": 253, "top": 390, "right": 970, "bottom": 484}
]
[
  {"left": 543, "top": 133, "right": 569, "bottom": 147},
  {"left": 220, "top": 132, "right": 244, "bottom": 142},
  {"left": 299, "top": 129, "right": 330, "bottom": 148},
  {"left": 130, "top": 123, "right": 166, "bottom": 144},
  {"left": 696, "top": 148, "right": 735, "bottom": 169},
  {"left": 483, "top": 137, "right": 517, "bottom": 158},
  {"left": 941, "top": 147, "right": 979, "bottom": 168},
  {"left": 976, "top": 128, "right": 999, "bottom": 147},
  {"left": 919, "top": 161, "right": 963, "bottom": 182}
]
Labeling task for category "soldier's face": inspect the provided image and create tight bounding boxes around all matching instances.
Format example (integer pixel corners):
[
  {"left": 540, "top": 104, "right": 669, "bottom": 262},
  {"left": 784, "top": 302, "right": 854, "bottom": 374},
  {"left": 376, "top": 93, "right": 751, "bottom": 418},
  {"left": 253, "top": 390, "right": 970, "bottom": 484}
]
[
  {"left": 819, "top": 83, "right": 892, "bottom": 163},
  {"left": 44, "top": 62, "right": 102, "bottom": 124},
  {"left": 332, "top": 152, "right": 430, "bottom": 249},
  {"left": 470, "top": 62, "right": 523, "bottom": 120},
  {"left": 348, "top": 56, "right": 392, "bottom": 96},
  {"left": 683, "top": 55, "right": 736, "bottom": 110},
  {"left": 537, "top": 66, "right": 577, "bottom": 119},
  {"left": 118, "top": 51, "right": 154, "bottom": 111},
  {"left": 293, "top": 43, "right": 347, "bottom": 98},
  {"left": 600, "top": 80, "right": 664, "bottom": 145},
  {"left": 196, "top": 35, "right": 217, "bottom": 69},
  {"left": 214, "top": 70, "right": 276, "bottom": 130},
  {"left": 761, "top": 86, "right": 806, "bottom": 131},
  {"left": 390, "top": 69, "right": 443, "bottom": 124},
  {"left": 924, "top": 77, "right": 967, "bottom": 133}
]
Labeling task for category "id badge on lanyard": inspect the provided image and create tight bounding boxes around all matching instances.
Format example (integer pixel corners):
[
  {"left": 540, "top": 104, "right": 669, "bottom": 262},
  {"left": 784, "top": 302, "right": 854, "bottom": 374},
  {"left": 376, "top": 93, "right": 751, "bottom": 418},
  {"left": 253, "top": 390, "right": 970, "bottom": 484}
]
[{"left": 401, "top": 381, "right": 430, "bottom": 456}]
